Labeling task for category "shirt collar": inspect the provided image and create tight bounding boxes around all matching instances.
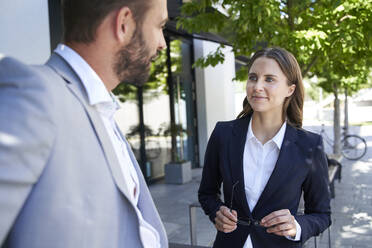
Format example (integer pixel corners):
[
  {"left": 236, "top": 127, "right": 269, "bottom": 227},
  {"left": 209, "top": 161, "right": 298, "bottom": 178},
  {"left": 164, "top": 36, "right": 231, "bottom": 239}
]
[
  {"left": 95, "top": 93, "right": 122, "bottom": 120},
  {"left": 54, "top": 44, "right": 113, "bottom": 106},
  {"left": 272, "top": 121, "right": 287, "bottom": 149},
  {"left": 247, "top": 119, "right": 255, "bottom": 141},
  {"left": 247, "top": 119, "right": 287, "bottom": 149}
]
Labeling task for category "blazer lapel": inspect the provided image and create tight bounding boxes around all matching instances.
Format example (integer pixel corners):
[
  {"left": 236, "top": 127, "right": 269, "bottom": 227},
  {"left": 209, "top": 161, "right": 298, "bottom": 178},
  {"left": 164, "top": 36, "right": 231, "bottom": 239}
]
[
  {"left": 229, "top": 116, "right": 252, "bottom": 217},
  {"left": 46, "top": 53, "right": 133, "bottom": 201},
  {"left": 252, "top": 124, "right": 299, "bottom": 215},
  {"left": 114, "top": 123, "right": 144, "bottom": 182},
  {"left": 79, "top": 99, "right": 133, "bottom": 201}
]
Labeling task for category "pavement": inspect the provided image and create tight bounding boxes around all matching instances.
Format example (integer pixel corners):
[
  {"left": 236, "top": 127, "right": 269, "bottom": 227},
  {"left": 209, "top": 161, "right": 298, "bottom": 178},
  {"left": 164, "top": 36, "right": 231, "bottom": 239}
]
[
  {"left": 149, "top": 168, "right": 214, "bottom": 246},
  {"left": 149, "top": 125, "right": 372, "bottom": 247}
]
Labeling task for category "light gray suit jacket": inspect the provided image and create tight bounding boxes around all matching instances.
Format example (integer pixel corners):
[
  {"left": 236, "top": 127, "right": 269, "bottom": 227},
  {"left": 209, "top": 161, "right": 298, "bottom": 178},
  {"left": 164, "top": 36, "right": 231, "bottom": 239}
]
[{"left": 0, "top": 54, "right": 168, "bottom": 248}]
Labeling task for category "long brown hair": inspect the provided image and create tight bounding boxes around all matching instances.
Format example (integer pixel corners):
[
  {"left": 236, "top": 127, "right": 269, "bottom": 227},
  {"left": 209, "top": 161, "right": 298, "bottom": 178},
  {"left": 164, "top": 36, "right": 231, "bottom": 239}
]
[{"left": 237, "top": 47, "right": 304, "bottom": 128}]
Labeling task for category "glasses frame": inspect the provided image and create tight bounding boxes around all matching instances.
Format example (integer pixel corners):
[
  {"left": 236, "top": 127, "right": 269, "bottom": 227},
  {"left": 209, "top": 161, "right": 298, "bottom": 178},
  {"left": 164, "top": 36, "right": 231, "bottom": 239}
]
[{"left": 229, "top": 181, "right": 262, "bottom": 227}]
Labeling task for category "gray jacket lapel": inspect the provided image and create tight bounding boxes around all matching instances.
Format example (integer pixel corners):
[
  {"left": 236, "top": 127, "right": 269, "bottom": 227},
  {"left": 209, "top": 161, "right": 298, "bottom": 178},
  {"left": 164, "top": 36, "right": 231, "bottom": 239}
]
[
  {"left": 45, "top": 53, "right": 132, "bottom": 202},
  {"left": 115, "top": 124, "right": 169, "bottom": 247}
]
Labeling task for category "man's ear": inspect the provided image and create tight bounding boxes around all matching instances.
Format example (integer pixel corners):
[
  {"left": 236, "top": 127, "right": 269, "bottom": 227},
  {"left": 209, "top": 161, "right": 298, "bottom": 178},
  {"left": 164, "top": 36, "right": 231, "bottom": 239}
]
[{"left": 115, "top": 6, "right": 136, "bottom": 44}]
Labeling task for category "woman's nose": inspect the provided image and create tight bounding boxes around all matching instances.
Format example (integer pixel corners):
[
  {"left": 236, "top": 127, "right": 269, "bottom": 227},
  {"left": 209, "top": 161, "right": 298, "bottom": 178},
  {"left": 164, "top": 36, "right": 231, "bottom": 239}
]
[{"left": 253, "top": 79, "right": 264, "bottom": 91}]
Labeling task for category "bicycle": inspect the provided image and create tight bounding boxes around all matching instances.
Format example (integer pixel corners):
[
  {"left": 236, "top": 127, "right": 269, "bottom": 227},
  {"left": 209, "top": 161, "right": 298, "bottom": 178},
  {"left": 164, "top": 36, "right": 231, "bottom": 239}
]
[{"left": 319, "top": 124, "right": 367, "bottom": 160}]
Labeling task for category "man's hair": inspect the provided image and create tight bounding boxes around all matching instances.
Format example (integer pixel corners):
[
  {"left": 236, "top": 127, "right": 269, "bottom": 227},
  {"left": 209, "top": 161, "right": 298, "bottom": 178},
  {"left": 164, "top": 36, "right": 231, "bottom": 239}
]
[{"left": 62, "top": 0, "right": 151, "bottom": 43}]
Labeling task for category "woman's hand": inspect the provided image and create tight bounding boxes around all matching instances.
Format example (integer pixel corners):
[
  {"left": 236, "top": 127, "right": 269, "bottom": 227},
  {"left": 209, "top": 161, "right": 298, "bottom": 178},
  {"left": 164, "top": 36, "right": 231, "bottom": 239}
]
[
  {"left": 214, "top": 206, "right": 238, "bottom": 233},
  {"left": 261, "top": 209, "right": 297, "bottom": 238}
]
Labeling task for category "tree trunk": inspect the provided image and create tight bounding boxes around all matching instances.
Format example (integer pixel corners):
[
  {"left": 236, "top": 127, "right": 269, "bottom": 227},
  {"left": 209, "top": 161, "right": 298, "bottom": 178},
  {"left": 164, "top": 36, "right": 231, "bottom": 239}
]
[
  {"left": 301, "top": 55, "right": 318, "bottom": 78},
  {"left": 166, "top": 37, "right": 177, "bottom": 162},
  {"left": 344, "top": 88, "right": 349, "bottom": 136},
  {"left": 333, "top": 83, "right": 341, "bottom": 155},
  {"left": 137, "top": 86, "right": 148, "bottom": 179}
]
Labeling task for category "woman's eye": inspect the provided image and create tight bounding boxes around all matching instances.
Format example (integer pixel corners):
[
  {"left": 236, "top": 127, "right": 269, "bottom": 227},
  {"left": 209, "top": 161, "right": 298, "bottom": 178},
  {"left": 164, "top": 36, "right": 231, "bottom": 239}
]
[
  {"left": 265, "top": 77, "right": 274, "bottom": 82},
  {"left": 248, "top": 75, "right": 257, "bottom": 81}
]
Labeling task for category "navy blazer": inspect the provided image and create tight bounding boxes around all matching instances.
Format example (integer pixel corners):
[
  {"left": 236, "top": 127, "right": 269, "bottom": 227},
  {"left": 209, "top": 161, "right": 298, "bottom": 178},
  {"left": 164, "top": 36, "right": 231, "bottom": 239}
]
[{"left": 198, "top": 116, "right": 331, "bottom": 248}]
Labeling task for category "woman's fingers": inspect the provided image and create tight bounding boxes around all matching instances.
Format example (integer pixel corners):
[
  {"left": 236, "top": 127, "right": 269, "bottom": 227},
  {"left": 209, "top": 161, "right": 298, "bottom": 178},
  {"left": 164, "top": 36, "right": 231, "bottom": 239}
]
[
  {"left": 214, "top": 206, "right": 237, "bottom": 233},
  {"left": 221, "top": 206, "right": 238, "bottom": 222},
  {"left": 261, "top": 209, "right": 291, "bottom": 226},
  {"left": 266, "top": 222, "right": 296, "bottom": 234},
  {"left": 215, "top": 206, "right": 237, "bottom": 225},
  {"left": 231, "top": 209, "right": 238, "bottom": 218},
  {"left": 268, "top": 224, "right": 297, "bottom": 237},
  {"left": 261, "top": 209, "right": 297, "bottom": 237},
  {"left": 215, "top": 221, "right": 236, "bottom": 233}
]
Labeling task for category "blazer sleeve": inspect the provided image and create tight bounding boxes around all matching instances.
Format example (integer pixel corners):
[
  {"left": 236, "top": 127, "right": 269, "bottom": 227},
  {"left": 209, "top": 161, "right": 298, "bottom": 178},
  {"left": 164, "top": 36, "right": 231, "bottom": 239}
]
[
  {"left": 0, "top": 58, "right": 56, "bottom": 244},
  {"left": 198, "top": 123, "right": 224, "bottom": 223},
  {"left": 295, "top": 135, "right": 331, "bottom": 243}
]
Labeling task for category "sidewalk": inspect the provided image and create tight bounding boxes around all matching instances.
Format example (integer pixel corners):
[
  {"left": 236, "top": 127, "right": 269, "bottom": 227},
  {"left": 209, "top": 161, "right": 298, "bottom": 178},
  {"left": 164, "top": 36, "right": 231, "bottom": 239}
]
[
  {"left": 149, "top": 125, "right": 372, "bottom": 247},
  {"left": 149, "top": 168, "right": 215, "bottom": 246},
  {"left": 305, "top": 125, "right": 372, "bottom": 248}
]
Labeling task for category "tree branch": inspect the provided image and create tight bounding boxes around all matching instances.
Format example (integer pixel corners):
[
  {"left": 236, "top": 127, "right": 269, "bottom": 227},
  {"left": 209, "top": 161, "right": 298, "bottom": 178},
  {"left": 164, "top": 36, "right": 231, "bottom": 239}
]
[
  {"left": 337, "top": 15, "right": 353, "bottom": 25},
  {"left": 302, "top": 54, "right": 319, "bottom": 77},
  {"left": 286, "top": 0, "right": 295, "bottom": 31}
]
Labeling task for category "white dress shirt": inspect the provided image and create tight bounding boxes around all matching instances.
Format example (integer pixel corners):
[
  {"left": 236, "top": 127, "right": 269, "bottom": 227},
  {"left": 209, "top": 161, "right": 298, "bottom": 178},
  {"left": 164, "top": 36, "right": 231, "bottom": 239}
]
[
  {"left": 243, "top": 120, "right": 301, "bottom": 248},
  {"left": 55, "top": 44, "right": 160, "bottom": 248}
]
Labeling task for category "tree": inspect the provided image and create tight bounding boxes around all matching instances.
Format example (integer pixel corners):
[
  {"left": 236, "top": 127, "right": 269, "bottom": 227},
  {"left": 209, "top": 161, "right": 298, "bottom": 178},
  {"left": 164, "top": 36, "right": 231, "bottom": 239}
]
[
  {"left": 311, "top": 0, "right": 372, "bottom": 154},
  {"left": 178, "top": 0, "right": 372, "bottom": 155}
]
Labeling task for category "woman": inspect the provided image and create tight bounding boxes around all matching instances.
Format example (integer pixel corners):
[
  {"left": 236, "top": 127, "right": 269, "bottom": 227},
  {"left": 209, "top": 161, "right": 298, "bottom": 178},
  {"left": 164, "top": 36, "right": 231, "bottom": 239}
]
[{"left": 198, "top": 47, "right": 331, "bottom": 248}]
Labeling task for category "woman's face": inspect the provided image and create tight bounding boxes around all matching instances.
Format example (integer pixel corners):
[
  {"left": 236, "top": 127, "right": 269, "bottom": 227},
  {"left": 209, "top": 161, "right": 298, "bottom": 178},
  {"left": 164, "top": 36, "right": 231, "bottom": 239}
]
[{"left": 246, "top": 57, "right": 295, "bottom": 116}]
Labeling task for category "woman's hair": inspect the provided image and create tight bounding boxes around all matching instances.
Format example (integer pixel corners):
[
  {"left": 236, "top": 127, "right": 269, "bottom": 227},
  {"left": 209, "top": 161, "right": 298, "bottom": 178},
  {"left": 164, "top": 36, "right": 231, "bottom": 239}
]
[{"left": 237, "top": 47, "right": 304, "bottom": 128}]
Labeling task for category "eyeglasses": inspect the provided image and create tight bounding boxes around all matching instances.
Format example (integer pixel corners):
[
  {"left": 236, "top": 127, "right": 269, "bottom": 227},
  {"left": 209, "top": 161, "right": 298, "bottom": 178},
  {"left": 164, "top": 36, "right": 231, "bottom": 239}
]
[{"left": 230, "top": 181, "right": 262, "bottom": 227}]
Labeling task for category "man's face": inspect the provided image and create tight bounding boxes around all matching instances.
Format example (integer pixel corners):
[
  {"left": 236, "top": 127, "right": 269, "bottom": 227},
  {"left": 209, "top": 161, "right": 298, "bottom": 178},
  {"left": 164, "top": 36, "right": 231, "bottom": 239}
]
[{"left": 114, "top": 0, "right": 168, "bottom": 86}]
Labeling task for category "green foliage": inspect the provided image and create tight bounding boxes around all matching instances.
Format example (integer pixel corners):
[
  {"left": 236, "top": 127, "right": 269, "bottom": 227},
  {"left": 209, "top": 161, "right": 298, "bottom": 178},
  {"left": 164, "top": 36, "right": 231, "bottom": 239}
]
[
  {"left": 193, "top": 45, "right": 225, "bottom": 68},
  {"left": 311, "top": 0, "right": 372, "bottom": 95},
  {"left": 112, "top": 83, "right": 138, "bottom": 102},
  {"left": 178, "top": 0, "right": 372, "bottom": 93},
  {"left": 235, "top": 66, "right": 249, "bottom": 82}
]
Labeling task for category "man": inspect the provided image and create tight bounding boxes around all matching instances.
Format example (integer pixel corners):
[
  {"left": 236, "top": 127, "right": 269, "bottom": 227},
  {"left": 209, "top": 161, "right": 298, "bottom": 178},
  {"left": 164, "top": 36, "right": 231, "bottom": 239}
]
[{"left": 0, "top": 0, "right": 168, "bottom": 247}]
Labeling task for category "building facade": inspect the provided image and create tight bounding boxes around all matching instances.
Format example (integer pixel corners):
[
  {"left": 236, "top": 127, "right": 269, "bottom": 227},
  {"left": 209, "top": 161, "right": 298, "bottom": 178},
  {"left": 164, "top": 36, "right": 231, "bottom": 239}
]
[{"left": 0, "top": 0, "right": 237, "bottom": 183}]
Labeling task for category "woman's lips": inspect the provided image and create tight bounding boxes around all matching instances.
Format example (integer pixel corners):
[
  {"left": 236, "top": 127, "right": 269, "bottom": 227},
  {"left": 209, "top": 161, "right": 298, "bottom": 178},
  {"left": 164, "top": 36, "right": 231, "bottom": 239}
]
[{"left": 251, "top": 96, "right": 268, "bottom": 101}]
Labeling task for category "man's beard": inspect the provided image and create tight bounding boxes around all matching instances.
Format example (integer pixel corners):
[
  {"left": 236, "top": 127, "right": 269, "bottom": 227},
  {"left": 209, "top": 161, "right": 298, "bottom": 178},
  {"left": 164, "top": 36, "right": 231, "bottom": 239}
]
[{"left": 114, "top": 28, "right": 157, "bottom": 86}]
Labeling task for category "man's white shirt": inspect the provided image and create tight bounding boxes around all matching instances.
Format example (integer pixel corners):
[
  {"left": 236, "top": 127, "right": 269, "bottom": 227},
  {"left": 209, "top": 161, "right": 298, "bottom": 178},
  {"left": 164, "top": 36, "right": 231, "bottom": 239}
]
[
  {"left": 242, "top": 120, "right": 301, "bottom": 248},
  {"left": 55, "top": 44, "right": 160, "bottom": 248}
]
